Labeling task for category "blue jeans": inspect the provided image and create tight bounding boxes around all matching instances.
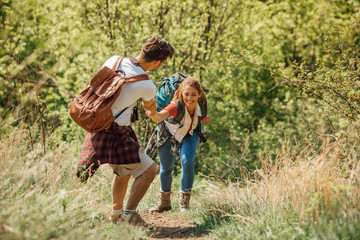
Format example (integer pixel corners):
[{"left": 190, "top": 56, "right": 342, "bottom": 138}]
[{"left": 158, "top": 131, "right": 200, "bottom": 193}]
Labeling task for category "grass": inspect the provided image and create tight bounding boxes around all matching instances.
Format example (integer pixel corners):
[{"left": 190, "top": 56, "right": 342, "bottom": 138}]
[
  {"left": 191, "top": 138, "right": 360, "bottom": 239},
  {"left": 0, "top": 125, "right": 148, "bottom": 239},
  {"left": 0, "top": 123, "right": 206, "bottom": 239},
  {"left": 1, "top": 123, "right": 359, "bottom": 239}
]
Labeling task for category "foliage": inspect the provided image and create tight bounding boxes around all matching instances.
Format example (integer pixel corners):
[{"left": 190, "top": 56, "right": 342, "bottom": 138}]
[
  {"left": 1, "top": 1, "right": 360, "bottom": 238},
  {"left": 1, "top": 0, "right": 360, "bottom": 176}
]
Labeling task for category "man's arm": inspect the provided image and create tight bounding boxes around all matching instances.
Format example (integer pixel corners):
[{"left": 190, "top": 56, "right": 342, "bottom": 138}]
[{"left": 142, "top": 98, "right": 156, "bottom": 113}]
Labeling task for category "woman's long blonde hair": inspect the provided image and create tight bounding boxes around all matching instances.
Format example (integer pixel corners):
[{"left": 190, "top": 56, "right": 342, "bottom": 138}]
[{"left": 173, "top": 77, "right": 207, "bottom": 105}]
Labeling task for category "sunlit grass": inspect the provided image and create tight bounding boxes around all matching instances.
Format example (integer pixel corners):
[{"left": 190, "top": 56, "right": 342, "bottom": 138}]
[
  {"left": 0, "top": 125, "right": 148, "bottom": 239},
  {"left": 1, "top": 123, "right": 359, "bottom": 240},
  {"left": 0, "top": 123, "right": 205, "bottom": 239},
  {"left": 192, "top": 138, "right": 360, "bottom": 239}
]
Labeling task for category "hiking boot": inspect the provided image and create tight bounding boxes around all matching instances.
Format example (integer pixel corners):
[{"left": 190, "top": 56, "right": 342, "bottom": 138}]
[
  {"left": 122, "top": 211, "right": 151, "bottom": 229},
  {"left": 149, "top": 191, "right": 172, "bottom": 213},
  {"left": 179, "top": 192, "right": 191, "bottom": 212},
  {"left": 109, "top": 209, "right": 124, "bottom": 223}
]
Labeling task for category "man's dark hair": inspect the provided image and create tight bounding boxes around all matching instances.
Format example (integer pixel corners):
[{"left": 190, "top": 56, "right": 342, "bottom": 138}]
[{"left": 141, "top": 37, "right": 174, "bottom": 62}]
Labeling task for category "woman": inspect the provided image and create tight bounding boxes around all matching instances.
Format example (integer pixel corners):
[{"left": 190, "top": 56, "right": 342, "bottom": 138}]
[{"left": 146, "top": 77, "right": 210, "bottom": 212}]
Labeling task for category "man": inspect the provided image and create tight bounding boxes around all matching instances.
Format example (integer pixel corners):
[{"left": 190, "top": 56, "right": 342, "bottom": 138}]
[{"left": 78, "top": 37, "right": 174, "bottom": 228}]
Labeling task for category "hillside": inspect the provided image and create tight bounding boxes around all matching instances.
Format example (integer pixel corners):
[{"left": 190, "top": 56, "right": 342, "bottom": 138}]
[{"left": 1, "top": 0, "right": 360, "bottom": 239}]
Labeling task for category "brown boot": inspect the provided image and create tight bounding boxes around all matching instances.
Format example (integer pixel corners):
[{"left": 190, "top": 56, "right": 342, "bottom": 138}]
[
  {"left": 109, "top": 209, "right": 124, "bottom": 223},
  {"left": 122, "top": 211, "right": 152, "bottom": 230},
  {"left": 179, "top": 192, "right": 191, "bottom": 212},
  {"left": 149, "top": 191, "right": 172, "bottom": 213}
]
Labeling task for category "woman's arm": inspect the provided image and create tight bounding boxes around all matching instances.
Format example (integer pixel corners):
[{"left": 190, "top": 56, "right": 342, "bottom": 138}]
[
  {"left": 201, "top": 115, "right": 211, "bottom": 124},
  {"left": 146, "top": 109, "right": 170, "bottom": 123}
]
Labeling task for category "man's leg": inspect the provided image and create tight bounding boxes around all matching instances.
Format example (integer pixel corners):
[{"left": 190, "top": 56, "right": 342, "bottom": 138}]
[
  {"left": 112, "top": 174, "right": 131, "bottom": 211},
  {"left": 125, "top": 163, "right": 157, "bottom": 210},
  {"left": 114, "top": 151, "right": 157, "bottom": 228}
]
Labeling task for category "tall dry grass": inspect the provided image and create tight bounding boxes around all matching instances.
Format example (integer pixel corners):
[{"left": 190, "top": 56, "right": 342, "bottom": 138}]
[
  {"left": 1, "top": 118, "right": 359, "bottom": 239},
  {"left": 195, "top": 136, "right": 360, "bottom": 239},
  {"left": 0, "top": 124, "right": 147, "bottom": 239},
  {"left": 254, "top": 138, "right": 359, "bottom": 222}
]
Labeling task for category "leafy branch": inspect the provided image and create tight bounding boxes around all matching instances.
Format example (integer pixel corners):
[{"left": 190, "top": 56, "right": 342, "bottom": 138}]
[{"left": 231, "top": 50, "right": 360, "bottom": 122}]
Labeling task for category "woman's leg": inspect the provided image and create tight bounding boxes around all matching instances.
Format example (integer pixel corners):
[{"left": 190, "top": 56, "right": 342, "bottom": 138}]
[
  {"left": 180, "top": 132, "right": 199, "bottom": 192},
  {"left": 158, "top": 139, "right": 175, "bottom": 192}
]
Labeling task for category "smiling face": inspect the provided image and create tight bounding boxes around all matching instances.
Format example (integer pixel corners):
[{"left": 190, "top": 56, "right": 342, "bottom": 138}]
[
  {"left": 182, "top": 85, "right": 201, "bottom": 111},
  {"left": 173, "top": 77, "right": 206, "bottom": 112}
]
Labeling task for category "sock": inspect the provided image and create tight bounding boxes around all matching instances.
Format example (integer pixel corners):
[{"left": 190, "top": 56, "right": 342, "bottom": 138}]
[
  {"left": 124, "top": 209, "right": 136, "bottom": 216},
  {"left": 112, "top": 209, "right": 123, "bottom": 215}
]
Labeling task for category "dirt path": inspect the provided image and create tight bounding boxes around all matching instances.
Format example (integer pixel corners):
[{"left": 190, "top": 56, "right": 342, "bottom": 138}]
[{"left": 141, "top": 212, "right": 205, "bottom": 240}]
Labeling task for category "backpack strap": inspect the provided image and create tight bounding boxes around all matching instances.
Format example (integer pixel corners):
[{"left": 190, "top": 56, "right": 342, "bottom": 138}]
[
  {"left": 125, "top": 74, "right": 149, "bottom": 82},
  {"left": 197, "top": 101, "right": 207, "bottom": 143},
  {"left": 112, "top": 56, "right": 149, "bottom": 83},
  {"left": 173, "top": 100, "right": 185, "bottom": 123},
  {"left": 112, "top": 56, "right": 123, "bottom": 71},
  {"left": 199, "top": 101, "right": 207, "bottom": 121}
]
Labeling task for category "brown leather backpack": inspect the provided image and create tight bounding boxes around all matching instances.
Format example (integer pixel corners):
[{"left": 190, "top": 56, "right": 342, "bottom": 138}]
[{"left": 69, "top": 56, "right": 149, "bottom": 132}]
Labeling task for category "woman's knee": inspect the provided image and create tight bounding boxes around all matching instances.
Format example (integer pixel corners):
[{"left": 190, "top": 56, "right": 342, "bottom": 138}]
[
  {"left": 160, "top": 167, "right": 174, "bottom": 176},
  {"left": 181, "top": 155, "right": 195, "bottom": 167},
  {"left": 180, "top": 144, "right": 198, "bottom": 165}
]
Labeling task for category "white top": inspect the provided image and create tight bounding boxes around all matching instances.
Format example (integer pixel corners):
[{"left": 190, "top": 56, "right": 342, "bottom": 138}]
[
  {"left": 102, "top": 56, "right": 156, "bottom": 126},
  {"left": 164, "top": 102, "right": 202, "bottom": 142}
]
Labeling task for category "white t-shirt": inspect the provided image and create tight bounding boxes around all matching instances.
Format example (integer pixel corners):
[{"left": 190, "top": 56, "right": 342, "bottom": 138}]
[{"left": 102, "top": 56, "right": 156, "bottom": 126}]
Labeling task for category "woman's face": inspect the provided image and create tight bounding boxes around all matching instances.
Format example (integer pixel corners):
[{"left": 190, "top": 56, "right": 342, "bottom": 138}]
[{"left": 182, "top": 85, "right": 201, "bottom": 110}]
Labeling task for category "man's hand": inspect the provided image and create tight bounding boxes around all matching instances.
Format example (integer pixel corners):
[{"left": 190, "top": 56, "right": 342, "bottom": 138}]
[
  {"left": 145, "top": 110, "right": 154, "bottom": 117},
  {"left": 142, "top": 99, "right": 156, "bottom": 116}
]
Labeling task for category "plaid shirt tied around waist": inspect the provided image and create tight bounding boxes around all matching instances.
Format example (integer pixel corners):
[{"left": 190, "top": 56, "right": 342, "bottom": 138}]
[{"left": 77, "top": 122, "right": 140, "bottom": 182}]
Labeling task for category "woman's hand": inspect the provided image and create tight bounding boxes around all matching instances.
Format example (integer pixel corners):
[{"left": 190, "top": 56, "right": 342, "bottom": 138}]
[
  {"left": 201, "top": 115, "right": 210, "bottom": 124},
  {"left": 145, "top": 109, "right": 170, "bottom": 123}
]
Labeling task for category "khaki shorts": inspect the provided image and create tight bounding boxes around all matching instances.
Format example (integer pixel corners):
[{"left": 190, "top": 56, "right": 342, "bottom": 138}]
[{"left": 108, "top": 150, "right": 154, "bottom": 179}]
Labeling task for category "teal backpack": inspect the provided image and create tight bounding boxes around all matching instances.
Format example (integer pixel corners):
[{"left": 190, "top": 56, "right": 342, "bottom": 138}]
[{"left": 155, "top": 72, "right": 188, "bottom": 111}]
